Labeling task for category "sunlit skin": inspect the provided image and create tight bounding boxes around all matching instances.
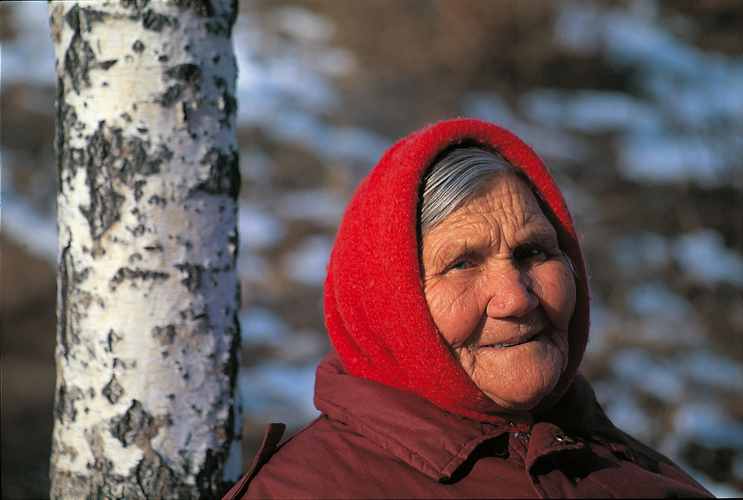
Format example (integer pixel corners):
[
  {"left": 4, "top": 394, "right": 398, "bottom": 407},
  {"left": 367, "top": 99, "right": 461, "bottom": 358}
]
[{"left": 422, "top": 172, "right": 576, "bottom": 411}]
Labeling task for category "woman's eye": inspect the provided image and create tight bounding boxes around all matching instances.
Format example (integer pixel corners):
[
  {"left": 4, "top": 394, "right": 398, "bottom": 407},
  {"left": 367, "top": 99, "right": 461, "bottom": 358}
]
[
  {"left": 514, "top": 246, "right": 544, "bottom": 261},
  {"left": 450, "top": 260, "right": 471, "bottom": 271},
  {"left": 445, "top": 250, "right": 477, "bottom": 272}
]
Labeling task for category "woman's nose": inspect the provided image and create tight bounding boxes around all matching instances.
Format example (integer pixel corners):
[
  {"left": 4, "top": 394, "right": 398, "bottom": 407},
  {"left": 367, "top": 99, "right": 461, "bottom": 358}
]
[{"left": 485, "top": 268, "right": 538, "bottom": 319}]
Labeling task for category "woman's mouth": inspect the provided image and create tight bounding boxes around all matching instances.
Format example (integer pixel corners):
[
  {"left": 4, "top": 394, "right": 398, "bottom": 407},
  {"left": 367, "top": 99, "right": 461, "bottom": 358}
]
[{"left": 484, "top": 332, "right": 540, "bottom": 349}]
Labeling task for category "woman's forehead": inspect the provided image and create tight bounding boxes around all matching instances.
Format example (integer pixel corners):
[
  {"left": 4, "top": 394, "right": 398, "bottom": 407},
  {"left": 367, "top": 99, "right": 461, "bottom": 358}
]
[
  {"left": 445, "top": 173, "right": 548, "bottom": 227},
  {"left": 422, "top": 175, "right": 558, "bottom": 249}
]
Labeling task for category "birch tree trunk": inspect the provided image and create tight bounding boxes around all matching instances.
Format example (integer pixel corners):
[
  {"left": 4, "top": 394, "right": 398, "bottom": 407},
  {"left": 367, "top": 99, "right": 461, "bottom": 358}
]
[{"left": 49, "top": 1, "right": 241, "bottom": 498}]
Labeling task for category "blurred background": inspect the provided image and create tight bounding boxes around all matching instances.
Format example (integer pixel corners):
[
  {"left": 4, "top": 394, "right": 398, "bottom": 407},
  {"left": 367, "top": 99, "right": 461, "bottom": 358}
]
[{"left": 2, "top": 0, "right": 742, "bottom": 497}]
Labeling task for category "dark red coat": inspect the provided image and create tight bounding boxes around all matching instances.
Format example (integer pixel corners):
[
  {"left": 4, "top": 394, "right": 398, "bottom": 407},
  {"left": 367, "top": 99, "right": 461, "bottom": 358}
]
[{"left": 225, "top": 351, "right": 711, "bottom": 498}]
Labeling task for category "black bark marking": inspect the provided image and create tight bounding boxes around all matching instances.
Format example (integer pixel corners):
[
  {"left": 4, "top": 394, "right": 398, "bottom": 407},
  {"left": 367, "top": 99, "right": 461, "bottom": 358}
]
[
  {"left": 64, "top": 4, "right": 82, "bottom": 32},
  {"left": 191, "top": 148, "right": 240, "bottom": 199},
  {"left": 182, "top": 102, "right": 195, "bottom": 137},
  {"left": 64, "top": 33, "right": 96, "bottom": 94},
  {"left": 145, "top": 145, "right": 173, "bottom": 175},
  {"left": 77, "top": 123, "right": 173, "bottom": 240},
  {"left": 75, "top": 266, "right": 91, "bottom": 284},
  {"left": 226, "top": 310, "right": 241, "bottom": 386},
  {"left": 106, "top": 329, "right": 122, "bottom": 353},
  {"left": 57, "top": 243, "right": 84, "bottom": 358},
  {"left": 175, "top": 263, "right": 205, "bottom": 292},
  {"left": 77, "top": 428, "right": 145, "bottom": 499},
  {"left": 80, "top": 7, "right": 107, "bottom": 27},
  {"left": 220, "top": 91, "right": 237, "bottom": 129},
  {"left": 102, "top": 375, "right": 124, "bottom": 404},
  {"left": 142, "top": 9, "right": 177, "bottom": 32},
  {"left": 159, "top": 64, "right": 202, "bottom": 110},
  {"left": 165, "top": 63, "right": 202, "bottom": 86},
  {"left": 195, "top": 403, "right": 238, "bottom": 497},
  {"left": 121, "top": 0, "right": 151, "bottom": 14},
  {"left": 111, "top": 400, "right": 157, "bottom": 448},
  {"left": 136, "top": 445, "right": 196, "bottom": 499},
  {"left": 158, "top": 84, "right": 182, "bottom": 107},
  {"left": 62, "top": 6, "right": 110, "bottom": 94},
  {"left": 171, "top": 0, "right": 215, "bottom": 17},
  {"left": 133, "top": 179, "right": 147, "bottom": 201},
  {"left": 109, "top": 267, "right": 170, "bottom": 291},
  {"left": 132, "top": 40, "right": 145, "bottom": 53},
  {"left": 54, "top": 385, "right": 84, "bottom": 424},
  {"left": 106, "top": 132, "right": 150, "bottom": 181},
  {"left": 204, "top": 19, "right": 230, "bottom": 37},
  {"left": 195, "top": 448, "right": 223, "bottom": 498},
  {"left": 148, "top": 194, "right": 167, "bottom": 207},
  {"left": 57, "top": 242, "right": 72, "bottom": 359},
  {"left": 95, "top": 59, "right": 118, "bottom": 71},
  {"left": 152, "top": 324, "right": 177, "bottom": 345},
  {"left": 54, "top": 384, "right": 68, "bottom": 423},
  {"left": 79, "top": 124, "right": 125, "bottom": 241},
  {"left": 55, "top": 78, "right": 71, "bottom": 194}
]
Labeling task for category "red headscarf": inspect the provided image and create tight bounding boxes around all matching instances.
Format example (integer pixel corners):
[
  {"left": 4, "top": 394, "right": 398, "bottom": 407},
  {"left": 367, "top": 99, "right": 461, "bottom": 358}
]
[{"left": 324, "top": 118, "right": 590, "bottom": 430}]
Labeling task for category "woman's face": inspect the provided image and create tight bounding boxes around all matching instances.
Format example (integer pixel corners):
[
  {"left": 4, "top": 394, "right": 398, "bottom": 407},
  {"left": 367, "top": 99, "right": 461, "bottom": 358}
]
[{"left": 421, "top": 172, "right": 576, "bottom": 411}]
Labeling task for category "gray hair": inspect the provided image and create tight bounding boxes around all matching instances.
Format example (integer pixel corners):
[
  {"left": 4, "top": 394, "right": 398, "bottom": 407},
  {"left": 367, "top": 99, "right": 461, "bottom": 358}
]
[
  {"left": 418, "top": 146, "right": 577, "bottom": 278},
  {"left": 419, "top": 147, "right": 516, "bottom": 236}
]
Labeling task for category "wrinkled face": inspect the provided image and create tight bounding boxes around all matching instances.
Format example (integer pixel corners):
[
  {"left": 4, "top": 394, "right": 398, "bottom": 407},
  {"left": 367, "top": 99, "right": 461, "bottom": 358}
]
[{"left": 421, "top": 172, "right": 576, "bottom": 411}]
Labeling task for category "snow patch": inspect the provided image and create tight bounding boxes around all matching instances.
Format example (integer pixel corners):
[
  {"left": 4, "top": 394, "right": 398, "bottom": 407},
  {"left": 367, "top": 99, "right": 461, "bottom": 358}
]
[
  {"left": 240, "top": 360, "right": 321, "bottom": 427},
  {"left": 240, "top": 307, "right": 292, "bottom": 346},
  {"left": 521, "top": 90, "right": 660, "bottom": 134},
  {"left": 276, "top": 189, "right": 347, "bottom": 226},
  {"left": 674, "top": 402, "right": 743, "bottom": 449},
  {"left": 281, "top": 236, "right": 332, "bottom": 286},
  {"left": 625, "top": 282, "right": 692, "bottom": 318},
  {"left": 1, "top": 192, "right": 57, "bottom": 264},
  {"left": 610, "top": 348, "right": 685, "bottom": 403},
  {"left": 673, "top": 230, "right": 743, "bottom": 287},
  {"left": 238, "top": 202, "right": 285, "bottom": 250},
  {"left": 1, "top": 2, "right": 56, "bottom": 86},
  {"left": 613, "top": 232, "right": 671, "bottom": 277}
]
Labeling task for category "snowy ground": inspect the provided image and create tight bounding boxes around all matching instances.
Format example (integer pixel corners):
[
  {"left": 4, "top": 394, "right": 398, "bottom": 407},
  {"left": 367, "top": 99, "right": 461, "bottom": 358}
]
[{"left": 2, "top": 1, "right": 742, "bottom": 497}]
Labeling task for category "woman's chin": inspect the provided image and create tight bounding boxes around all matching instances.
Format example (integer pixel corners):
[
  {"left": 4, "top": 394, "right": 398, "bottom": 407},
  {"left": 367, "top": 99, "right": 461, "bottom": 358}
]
[
  {"left": 483, "top": 388, "right": 552, "bottom": 412},
  {"left": 473, "top": 347, "right": 566, "bottom": 411}
]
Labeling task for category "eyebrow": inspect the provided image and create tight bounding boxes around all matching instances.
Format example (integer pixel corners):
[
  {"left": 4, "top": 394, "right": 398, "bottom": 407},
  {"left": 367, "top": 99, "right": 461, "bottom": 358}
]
[{"left": 518, "top": 226, "right": 559, "bottom": 248}]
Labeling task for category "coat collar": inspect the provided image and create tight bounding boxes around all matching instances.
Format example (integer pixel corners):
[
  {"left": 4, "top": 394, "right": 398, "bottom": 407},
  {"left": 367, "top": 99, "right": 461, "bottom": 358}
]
[
  {"left": 313, "top": 351, "right": 513, "bottom": 481},
  {"left": 313, "top": 351, "right": 642, "bottom": 482}
]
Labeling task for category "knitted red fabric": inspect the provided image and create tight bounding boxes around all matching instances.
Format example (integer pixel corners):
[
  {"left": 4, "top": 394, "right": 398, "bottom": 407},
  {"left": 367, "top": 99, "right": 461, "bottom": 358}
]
[{"left": 324, "top": 118, "right": 590, "bottom": 430}]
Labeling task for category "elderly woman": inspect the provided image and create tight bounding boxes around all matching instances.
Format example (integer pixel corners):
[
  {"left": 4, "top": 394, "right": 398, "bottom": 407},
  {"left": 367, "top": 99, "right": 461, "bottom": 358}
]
[{"left": 226, "top": 119, "right": 712, "bottom": 498}]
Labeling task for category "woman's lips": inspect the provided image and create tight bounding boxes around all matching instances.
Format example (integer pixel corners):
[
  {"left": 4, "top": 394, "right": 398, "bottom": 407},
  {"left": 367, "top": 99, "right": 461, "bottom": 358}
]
[{"left": 483, "top": 331, "right": 542, "bottom": 349}]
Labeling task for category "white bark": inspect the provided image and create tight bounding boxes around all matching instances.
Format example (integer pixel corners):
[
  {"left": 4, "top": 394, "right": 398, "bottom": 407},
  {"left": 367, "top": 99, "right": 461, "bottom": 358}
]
[{"left": 49, "top": 1, "right": 242, "bottom": 498}]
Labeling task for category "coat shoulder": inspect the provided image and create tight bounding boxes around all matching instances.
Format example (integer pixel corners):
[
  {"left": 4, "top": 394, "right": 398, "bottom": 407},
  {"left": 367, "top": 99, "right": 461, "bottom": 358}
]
[{"left": 242, "top": 414, "right": 424, "bottom": 499}]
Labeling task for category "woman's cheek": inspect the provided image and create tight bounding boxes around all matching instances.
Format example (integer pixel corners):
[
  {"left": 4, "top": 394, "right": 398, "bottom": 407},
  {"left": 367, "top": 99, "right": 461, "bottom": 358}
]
[
  {"left": 426, "top": 281, "right": 479, "bottom": 346},
  {"left": 534, "top": 262, "right": 576, "bottom": 332}
]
